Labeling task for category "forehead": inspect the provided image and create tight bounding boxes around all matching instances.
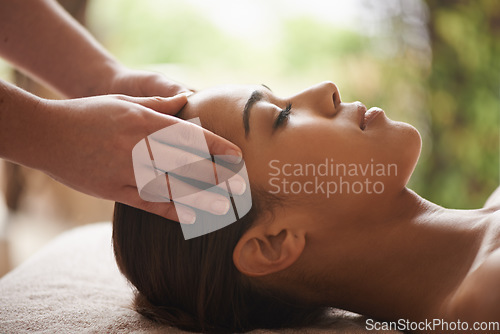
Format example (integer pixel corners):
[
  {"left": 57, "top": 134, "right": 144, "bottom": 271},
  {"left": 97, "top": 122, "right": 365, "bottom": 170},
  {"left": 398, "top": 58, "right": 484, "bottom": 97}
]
[{"left": 178, "top": 84, "right": 262, "bottom": 142}]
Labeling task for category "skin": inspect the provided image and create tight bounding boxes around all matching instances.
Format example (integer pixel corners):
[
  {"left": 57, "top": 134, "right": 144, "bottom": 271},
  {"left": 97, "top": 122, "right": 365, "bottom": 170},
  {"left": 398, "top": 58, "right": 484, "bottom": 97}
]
[
  {"left": 0, "top": 0, "right": 243, "bottom": 222},
  {"left": 179, "top": 81, "right": 500, "bottom": 332}
]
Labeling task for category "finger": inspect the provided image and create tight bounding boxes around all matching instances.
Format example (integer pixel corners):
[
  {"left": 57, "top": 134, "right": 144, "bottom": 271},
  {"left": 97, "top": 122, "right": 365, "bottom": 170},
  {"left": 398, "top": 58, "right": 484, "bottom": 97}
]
[
  {"left": 131, "top": 171, "right": 232, "bottom": 216},
  {"left": 147, "top": 76, "right": 194, "bottom": 97},
  {"left": 148, "top": 116, "right": 243, "bottom": 164},
  {"left": 178, "top": 88, "right": 197, "bottom": 95},
  {"left": 122, "top": 186, "right": 196, "bottom": 224},
  {"left": 165, "top": 175, "right": 231, "bottom": 215},
  {"left": 201, "top": 127, "right": 242, "bottom": 164},
  {"left": 147, "top": 137, "right": 246, "bottom": 194},
  {"left": 118, "top": 94, "right": 189, "bottom": 116},
  {"left": 126, "top": 171, "right": 233, "bottom": 219},
  {"left": 168, "top": 157, "right": 247, "bottom": 195},
  {"left": 122, "top": 94, "right": 243, "bottom": 164}
]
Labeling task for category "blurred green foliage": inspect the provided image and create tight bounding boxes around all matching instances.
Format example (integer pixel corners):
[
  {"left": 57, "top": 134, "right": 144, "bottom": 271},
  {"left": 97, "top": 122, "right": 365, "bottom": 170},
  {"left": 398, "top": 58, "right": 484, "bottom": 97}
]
[
  {"left": 87, "top": 0, "right": 499, "bottom": 208},
  {"left": 416, "top": 0, "right": 500, "bottom": 208},
  {"left": 88, "top": 1, "right": 247, "bottom": 68}
]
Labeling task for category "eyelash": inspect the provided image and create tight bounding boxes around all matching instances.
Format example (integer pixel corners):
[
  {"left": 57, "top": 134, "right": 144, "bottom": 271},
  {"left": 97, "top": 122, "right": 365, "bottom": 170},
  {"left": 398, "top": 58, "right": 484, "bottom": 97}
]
[{"left": 275, "top": 102, "right": 292, "bottom": 128}]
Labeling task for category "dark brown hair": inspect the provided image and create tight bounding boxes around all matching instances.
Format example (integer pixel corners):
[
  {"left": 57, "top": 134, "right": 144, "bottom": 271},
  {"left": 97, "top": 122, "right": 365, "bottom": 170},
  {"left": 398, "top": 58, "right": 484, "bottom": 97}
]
[{"left": 112, "top": 190, "right": 327, "bottom": 333}]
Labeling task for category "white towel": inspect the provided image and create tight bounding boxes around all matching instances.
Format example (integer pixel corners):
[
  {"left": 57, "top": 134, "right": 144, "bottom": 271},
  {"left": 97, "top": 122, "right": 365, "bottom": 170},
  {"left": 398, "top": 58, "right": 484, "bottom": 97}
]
[{"left": 0, "top": 223, "right": 400, "bottom": 334}]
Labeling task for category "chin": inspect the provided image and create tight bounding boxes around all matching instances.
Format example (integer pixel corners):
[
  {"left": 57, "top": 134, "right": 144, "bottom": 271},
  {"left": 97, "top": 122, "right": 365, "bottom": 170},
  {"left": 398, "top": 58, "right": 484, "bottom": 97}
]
[
  {"left": 402, "top": 121, "right": 422, "bottom": 155},
  {"left": 394, "top": 121, "right": 422, "bottom": 185}
]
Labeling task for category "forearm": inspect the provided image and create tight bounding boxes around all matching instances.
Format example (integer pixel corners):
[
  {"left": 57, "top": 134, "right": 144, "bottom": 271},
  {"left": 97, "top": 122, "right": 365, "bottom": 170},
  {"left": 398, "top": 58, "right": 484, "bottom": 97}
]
[
  {"left": 0, "top": 79, "right": 53, "bottom": 170},
  {"left": 0, "top": 0, "right": 121, "bottom": 98}
]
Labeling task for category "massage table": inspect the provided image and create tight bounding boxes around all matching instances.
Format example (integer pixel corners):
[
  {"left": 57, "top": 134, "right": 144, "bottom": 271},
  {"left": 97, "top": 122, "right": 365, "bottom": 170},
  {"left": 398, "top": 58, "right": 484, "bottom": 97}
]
[{"left": 0, "top": 223, "right": 402, "bottom": 333}]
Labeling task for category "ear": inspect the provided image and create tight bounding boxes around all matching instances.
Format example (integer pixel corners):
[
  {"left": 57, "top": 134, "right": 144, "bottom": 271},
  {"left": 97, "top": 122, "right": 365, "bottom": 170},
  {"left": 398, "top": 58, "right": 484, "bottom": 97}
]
[{"left": 233, "top": 225, "right": 306, "bottom": 277}]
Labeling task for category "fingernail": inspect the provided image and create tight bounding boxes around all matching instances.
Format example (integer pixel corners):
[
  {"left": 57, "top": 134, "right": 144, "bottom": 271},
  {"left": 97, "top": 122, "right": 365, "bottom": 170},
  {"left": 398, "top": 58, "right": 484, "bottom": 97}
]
[
  {"left": 179, "top": 211, "right": 196, "bottom": 224},
  {"left": 221, "top": 150, "right": 243, "bottom": 164},
  {"left": 228, "top": 178, "right": 246, "bottom": 195},
  {"left": 178, "top": 91, "right": 194, "bottom": 98},
  {"left": 211, "top": 199, "right": 230, "bottom": 215}
]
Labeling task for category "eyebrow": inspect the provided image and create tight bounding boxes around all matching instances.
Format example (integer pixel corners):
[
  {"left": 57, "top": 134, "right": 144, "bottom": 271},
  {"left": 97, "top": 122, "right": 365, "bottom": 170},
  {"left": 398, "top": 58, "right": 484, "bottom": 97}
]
[{"left": 243, "top": 90, "right": 264, "bottom": 137}]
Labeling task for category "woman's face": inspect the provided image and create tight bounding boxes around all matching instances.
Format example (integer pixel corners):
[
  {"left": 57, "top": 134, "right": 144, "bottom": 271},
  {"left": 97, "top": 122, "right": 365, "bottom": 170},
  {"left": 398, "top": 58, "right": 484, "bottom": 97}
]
[{"left": 179, "top": 81, "right": 421, "bottom": 228}]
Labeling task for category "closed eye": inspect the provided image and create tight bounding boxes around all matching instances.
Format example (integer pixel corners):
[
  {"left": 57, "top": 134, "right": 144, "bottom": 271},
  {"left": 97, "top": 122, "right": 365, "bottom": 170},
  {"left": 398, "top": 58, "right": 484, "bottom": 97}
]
[{"left": 273, "top": 102, "right": 292, "bottom": 131}]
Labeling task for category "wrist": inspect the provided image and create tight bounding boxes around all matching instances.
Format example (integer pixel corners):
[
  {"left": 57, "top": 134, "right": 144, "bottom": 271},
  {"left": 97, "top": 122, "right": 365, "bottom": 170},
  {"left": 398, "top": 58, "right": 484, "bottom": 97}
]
[
  {"left": 0, "top": 81, "right": 47, "bottom": 168},
  {"left": 73, "top": 58, "right": 125, "bottom": 97}
]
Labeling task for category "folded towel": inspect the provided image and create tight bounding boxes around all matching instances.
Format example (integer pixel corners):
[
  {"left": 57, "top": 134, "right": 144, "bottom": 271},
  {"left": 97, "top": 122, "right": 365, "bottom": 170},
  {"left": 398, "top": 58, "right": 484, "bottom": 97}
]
[{"left": 0, "top": 223, "right": 400, "bottom": 334}]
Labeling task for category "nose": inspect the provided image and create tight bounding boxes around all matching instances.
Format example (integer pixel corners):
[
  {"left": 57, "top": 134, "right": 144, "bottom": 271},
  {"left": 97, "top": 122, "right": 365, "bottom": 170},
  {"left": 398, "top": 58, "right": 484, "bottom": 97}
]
[{"left": 292, "top": 81, "right": 341, "bottom": 117}]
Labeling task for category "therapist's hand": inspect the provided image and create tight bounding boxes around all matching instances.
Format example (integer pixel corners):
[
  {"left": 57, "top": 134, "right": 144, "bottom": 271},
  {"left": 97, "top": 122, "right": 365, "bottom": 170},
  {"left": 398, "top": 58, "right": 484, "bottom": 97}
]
[
  {"left": 1, "top": 88, "right": 242, "bottom": 223},
  {"left": 48, "top": 94, "right": 242, "bottom": 222},
  {"left": 104, "top": 66, "right": 194, "bottom": 98}
]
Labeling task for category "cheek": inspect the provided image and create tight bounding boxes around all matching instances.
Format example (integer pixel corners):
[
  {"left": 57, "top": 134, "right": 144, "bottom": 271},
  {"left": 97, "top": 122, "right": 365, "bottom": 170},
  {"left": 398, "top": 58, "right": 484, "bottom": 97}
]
[
  {"left": 362, "top": 120, "right": 421, "bottom": 189},
  {"left": 288, "top": 123, "right": 366, "bottom": 163},
  {"left": 245, "top": 121, "right": 421, "bottom": 198},
  {"left": 244, "top": 125, "right": 358, "bottom": 194},
  {"left": 370, "top": 121, "right": 421, "bottom": 165}
]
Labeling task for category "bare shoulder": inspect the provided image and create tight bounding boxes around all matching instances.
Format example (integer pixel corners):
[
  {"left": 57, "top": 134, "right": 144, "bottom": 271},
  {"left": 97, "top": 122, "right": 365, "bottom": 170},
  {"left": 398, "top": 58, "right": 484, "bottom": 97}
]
[
  {"left": 484, "top": 185, "right": 500, "bottom": 210},
  {"left": 445, "top": 248, "right": 500, "bottom": 323}
]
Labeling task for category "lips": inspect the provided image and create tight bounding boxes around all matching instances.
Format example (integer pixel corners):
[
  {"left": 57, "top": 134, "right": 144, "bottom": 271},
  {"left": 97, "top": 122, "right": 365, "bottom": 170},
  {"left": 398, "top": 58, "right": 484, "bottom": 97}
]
[
  {"left": 358, "top": 104, "right": 384, "bottom": 130},
  {"left": 364, "top": 107, "right": 384, "bottom": 129},
  {"left": 357, "top": 103, "right": 368, "bottom": 130}
]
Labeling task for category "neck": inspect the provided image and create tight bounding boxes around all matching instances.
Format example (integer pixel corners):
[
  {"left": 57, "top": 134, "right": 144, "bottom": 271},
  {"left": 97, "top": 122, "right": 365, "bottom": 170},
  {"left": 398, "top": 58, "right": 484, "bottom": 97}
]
[{"left": 308, "top": 188, "right": 491, "bottom": 321}]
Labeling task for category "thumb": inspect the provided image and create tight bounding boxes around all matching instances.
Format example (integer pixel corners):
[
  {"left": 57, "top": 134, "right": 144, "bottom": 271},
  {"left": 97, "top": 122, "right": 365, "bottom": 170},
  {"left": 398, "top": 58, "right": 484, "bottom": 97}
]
[
  {"left": 121, "top": 93, "right": 189, "bottom": 116},
  {"left": 121, "top": 93, "right": 243, "bottom": 164}
]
